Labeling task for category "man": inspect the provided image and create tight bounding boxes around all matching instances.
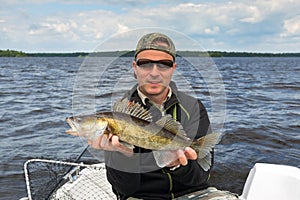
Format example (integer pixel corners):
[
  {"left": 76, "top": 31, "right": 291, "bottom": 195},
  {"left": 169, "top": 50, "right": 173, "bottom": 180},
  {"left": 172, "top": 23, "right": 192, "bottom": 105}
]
[{"left": 89, "top": 32, "right": 213, "bottom": 199}]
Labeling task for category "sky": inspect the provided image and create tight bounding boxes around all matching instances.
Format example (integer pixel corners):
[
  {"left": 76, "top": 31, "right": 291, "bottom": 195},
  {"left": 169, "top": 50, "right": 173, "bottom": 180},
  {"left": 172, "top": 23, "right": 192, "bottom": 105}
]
[{"left": 0, "top": 0, "right": 299, "bottom": 53}]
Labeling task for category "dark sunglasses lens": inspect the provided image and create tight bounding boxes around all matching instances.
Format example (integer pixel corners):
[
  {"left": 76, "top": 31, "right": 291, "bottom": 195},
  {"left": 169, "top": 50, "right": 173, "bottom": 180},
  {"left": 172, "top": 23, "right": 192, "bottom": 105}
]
[
  {"left": 136, "top": 59, "right": 173, "bottom": 70},
  {"left": 159, "top": 60, "right": 173, "bottom": 68},
  {"left": 136, "top": 60, "right": 152, "bottom": 69},
  {"left": 137, "top": 59, "right": 150, "bottom": 66}
]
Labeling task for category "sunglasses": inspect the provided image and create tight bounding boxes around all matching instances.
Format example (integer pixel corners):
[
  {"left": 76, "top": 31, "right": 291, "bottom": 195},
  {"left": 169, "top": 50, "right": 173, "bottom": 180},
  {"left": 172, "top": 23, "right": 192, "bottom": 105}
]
[{"left": 136, "top": 59, "right": 174, "bottom": 70}]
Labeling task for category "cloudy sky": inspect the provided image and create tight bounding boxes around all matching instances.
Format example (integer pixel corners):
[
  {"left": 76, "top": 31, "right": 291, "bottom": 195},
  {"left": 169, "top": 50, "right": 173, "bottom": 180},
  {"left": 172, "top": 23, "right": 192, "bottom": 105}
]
[{"left": 0, "top": 0, "right": 299, "bottom": 53}]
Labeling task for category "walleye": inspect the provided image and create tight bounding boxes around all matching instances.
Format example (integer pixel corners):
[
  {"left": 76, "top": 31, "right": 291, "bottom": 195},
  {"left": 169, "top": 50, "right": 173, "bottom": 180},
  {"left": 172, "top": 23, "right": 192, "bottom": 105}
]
[{"left": 66, "top": 99, "right": 221, "bottom": 171}]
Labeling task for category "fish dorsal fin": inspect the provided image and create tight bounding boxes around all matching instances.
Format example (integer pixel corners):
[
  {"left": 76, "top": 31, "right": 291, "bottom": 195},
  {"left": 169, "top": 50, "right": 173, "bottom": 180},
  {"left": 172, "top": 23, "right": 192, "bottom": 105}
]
[
  {"left": 155, "top": 115, "right": 190, "bottom": 141},
  {"left": 113, "top": 98, "right": 152, "bottom": 122}
]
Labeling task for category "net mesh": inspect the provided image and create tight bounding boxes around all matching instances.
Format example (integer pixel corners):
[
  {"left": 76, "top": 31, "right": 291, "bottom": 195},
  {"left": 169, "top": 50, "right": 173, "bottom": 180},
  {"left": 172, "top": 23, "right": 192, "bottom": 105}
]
[{"left": 24, "top": 159, "right": 116, "bottom": 200}]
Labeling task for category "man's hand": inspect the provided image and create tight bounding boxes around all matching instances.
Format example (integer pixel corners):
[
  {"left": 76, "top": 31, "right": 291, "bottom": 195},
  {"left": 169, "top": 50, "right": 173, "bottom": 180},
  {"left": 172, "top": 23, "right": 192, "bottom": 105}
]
[
  {"left": 88, "top": 134, "right": 134, "bottom": 157},
  {"left": 65, "top": 129, "right": 134, "bottom": 157},
  {"left": 166, "top": 147, "right": 197, "bottom": 167}
]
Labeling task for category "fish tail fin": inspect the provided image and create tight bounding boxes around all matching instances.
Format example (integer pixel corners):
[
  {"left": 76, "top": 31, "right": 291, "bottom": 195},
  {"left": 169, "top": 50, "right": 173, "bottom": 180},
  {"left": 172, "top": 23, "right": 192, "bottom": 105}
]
[{"left": 192, "top": 133, "right": 222, "bottom": 171}]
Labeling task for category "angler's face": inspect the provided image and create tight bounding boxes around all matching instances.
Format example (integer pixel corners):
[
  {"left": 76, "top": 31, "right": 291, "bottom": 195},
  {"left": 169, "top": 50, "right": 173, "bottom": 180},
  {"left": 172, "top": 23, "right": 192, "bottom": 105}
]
[{"left": 133, "top": 50, "right": 176, "bottom": 98}]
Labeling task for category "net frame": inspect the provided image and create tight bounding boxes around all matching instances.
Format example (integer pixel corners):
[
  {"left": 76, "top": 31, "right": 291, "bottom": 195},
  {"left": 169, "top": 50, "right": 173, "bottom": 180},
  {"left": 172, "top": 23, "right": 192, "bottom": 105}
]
[{"left": 23, "top": 158, "right": 115, "bottom": 200}]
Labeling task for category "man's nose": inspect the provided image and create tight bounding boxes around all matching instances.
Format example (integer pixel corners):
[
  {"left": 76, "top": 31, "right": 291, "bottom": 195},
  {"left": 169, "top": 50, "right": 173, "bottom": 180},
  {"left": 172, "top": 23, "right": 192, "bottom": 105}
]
[{"left": 149, "top": 64, "right": 160, "bottom": 76}]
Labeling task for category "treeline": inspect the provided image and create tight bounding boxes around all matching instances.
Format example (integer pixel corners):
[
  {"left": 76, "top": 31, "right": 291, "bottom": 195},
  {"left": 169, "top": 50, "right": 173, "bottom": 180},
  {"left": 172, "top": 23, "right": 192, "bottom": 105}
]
[
  {"left": 207, "top": 51, "right": 300, "bottom": 57},
  {"left": 0, "top": 49, "right": 27, "bottom": 57},
  {"left": 26, "top": 52, "right": 89, "bottom": 57},
  {"left": 0, "top": 49, "right": 299, "bottom": 57}
]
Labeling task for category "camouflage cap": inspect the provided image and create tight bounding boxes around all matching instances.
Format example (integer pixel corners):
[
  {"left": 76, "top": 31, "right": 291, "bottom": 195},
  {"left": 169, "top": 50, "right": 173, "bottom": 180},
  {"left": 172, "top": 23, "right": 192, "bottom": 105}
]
[{"left": 135, "top": 33, "right": 176, "bottom": 60}]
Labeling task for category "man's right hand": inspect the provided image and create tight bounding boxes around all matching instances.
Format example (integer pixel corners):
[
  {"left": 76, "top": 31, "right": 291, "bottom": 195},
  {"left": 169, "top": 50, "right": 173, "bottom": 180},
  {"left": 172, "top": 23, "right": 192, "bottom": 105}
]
[
  {"left": 65, "top": 130, "right": 134, "bottom": 157},
  {"left": 88, "top": 134, "right": 134, "bottom": 157}
]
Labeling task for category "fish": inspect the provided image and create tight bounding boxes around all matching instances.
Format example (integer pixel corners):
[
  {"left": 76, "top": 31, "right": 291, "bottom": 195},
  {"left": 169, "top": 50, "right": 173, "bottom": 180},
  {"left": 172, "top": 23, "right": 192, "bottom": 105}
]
[{"left": 66, "top": 98, "right": 221, "bottom": 171}]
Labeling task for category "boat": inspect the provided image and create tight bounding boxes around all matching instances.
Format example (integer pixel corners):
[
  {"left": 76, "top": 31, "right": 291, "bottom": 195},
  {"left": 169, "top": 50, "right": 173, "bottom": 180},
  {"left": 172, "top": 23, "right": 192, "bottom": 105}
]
[
  {"left": 20, "top": 157, "right": 300, "bottom": 200},
  {"left": 239, "top": 163, "right": 300, "bottom": 200}
]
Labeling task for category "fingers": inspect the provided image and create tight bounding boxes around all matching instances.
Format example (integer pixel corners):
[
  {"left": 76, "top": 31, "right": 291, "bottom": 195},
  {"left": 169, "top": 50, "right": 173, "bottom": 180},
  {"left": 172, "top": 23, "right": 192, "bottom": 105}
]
[
  {"left": 88, "top": 134, "right": 133, "bottom": 156},
  {"left": 170, "top": 147, "right": 198, "bottom": 167},
  {"left": 110, "top": 135, "right": 134, "bottom": 157},
  {"left": 177, "top": 149, "right": 188, "bottom": 166},
  {"left": 111, "top": 135, "right": 120, "bottom": 146},
  {"left": 65, "top": 127, "right": 133, "bottom": 156},
  {"left": 184, "top": 147, "right": 197, "bottom": 160}
]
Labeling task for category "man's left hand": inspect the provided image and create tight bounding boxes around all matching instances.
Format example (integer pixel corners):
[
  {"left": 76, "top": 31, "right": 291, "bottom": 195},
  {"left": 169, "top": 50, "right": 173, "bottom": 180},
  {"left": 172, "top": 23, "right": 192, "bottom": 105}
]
[{"left": 167, "top": 147, "right": 197, "bottom": 167}]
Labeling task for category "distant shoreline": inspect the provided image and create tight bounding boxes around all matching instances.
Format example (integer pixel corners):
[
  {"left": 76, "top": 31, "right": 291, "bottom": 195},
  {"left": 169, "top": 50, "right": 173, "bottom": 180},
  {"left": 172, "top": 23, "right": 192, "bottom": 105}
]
[{"left": 0, "top": 49, "right": 299, "bottom": 57}]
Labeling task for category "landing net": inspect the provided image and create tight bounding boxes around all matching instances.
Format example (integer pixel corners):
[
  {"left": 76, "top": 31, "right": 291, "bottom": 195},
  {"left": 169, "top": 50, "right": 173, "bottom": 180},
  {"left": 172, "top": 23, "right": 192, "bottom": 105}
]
[{"left": 23, "top": 159, "right": 116, "bottom": 200}]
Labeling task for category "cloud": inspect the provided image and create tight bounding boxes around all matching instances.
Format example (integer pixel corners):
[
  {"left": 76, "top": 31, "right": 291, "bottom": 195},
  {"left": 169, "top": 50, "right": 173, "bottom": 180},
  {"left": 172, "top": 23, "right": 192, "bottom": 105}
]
[
  {"left": 239, "top": 5, "right": 262, "bottom": 23},
  {"left": 204, "top": 26, "right": 220, "bottom": 35},
  {"left": 117, "top": 24, "right": 130, "bottom": 34},
  {"left": 281, "top": 16, "right": 300, "bottom": 37},
  {"left": 0, "top": 0, "right": 299, "bottom": 52}
]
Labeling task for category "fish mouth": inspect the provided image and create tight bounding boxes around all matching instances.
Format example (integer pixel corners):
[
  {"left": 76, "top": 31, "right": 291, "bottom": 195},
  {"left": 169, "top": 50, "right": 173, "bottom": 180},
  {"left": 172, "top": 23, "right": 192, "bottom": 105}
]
[{"left": 66, "top": 118, "right": 77, "bottom": 131}]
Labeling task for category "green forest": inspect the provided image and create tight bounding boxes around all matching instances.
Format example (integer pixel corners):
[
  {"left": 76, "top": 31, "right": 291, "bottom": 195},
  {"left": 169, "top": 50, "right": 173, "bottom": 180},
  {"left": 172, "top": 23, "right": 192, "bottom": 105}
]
[
  {"left": 0, "top": 49, "right": 299, "bottom": 57},
  {"left": 0, "top": 50, "right": 27, "bottom": 57}
]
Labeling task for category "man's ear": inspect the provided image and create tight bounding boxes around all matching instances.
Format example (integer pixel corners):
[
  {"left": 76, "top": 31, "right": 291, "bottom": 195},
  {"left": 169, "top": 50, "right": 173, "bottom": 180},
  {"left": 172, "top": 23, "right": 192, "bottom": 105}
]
[{"left": 132, "top": 61, "right": 137, "bottom": 79}]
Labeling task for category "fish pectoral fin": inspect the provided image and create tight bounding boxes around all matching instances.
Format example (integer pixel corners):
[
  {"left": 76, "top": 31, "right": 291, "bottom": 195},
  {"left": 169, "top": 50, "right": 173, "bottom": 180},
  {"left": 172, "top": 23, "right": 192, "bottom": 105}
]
[
  {"left": 119, "top": 141, "right": 135, "bottom": 150},
  {"left": 155, "top": 115, "right": 190, "bottom": 141},
  {"left": 153, "top": 150, "right": 178, "bottom": 168}
]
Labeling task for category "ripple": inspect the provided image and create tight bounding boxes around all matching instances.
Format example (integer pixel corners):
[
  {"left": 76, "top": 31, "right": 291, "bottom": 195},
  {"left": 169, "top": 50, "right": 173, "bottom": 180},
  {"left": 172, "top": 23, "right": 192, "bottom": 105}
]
[{"left": 1, "top": 57, "right": 300, "bottom": 198}]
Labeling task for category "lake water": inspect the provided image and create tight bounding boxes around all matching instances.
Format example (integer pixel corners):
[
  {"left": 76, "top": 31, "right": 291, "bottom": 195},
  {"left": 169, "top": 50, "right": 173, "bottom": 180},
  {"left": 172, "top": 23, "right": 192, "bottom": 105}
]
[{"left": 0, "top": 57, "right": 299, "bottom": 199}]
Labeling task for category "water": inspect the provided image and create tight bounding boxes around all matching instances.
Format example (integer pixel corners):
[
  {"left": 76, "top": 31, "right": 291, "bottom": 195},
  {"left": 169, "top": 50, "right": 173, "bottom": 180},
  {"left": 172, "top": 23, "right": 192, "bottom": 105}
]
[{"left": 0, "top": 57, "right": 299, "bottom": 199}]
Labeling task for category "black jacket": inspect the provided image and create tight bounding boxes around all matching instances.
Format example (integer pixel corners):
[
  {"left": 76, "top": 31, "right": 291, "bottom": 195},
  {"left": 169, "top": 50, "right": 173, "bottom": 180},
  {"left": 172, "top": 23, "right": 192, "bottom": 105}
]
[{"left": 105, "top": 82, "right": 212, "bottom": 200}]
